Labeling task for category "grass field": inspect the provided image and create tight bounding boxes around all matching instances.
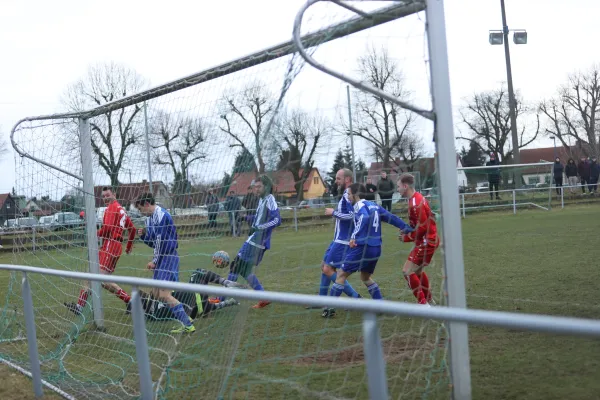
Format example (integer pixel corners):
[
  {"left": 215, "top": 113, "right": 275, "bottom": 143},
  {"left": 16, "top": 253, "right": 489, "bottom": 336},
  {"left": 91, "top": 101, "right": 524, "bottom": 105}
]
[{"left": 0, "top": 205, "right": 599, "bottom": 399}]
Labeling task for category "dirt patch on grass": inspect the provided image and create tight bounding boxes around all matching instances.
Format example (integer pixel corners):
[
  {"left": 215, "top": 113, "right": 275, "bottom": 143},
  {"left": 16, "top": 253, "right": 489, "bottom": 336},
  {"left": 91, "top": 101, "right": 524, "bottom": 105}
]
[{"left": 294, "top": 334, "right": 447, "bottom": 366}]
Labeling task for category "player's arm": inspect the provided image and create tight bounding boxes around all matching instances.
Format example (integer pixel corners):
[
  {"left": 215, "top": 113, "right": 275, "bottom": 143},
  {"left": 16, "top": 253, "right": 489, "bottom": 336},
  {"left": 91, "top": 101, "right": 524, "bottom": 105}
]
[
  {"left": 377, "top": 206, "right": 413, "bottom": 233},
  {"left": 403, "top": 200, "right": 430, "bottom": 242},
  {"left": 349, "top": 209, "right": 367, "bottom": 246},
  {"left": 332, "top": 193, "right": 353, "bottom": 220},
  {"left": 255, "top": 197, "right": 281, "bottom": 230},
  {"left": 124, "top": 215, "right": 136, "bottom": 253}
]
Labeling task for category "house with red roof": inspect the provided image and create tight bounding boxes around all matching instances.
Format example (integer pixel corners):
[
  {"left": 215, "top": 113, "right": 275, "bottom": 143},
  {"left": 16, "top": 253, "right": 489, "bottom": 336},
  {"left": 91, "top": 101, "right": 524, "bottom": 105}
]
[
  {"left": 367, "top": 155, "right": 467, "bottom": 189},
  {"left": 519, "top": 145, "right": 585, "bottom": 185},
  {"left": 93, "top": 180, "right": 172, "bottom": 209},
  {"left": 227, "top": 168, "right": 327, "bottom": 202}
]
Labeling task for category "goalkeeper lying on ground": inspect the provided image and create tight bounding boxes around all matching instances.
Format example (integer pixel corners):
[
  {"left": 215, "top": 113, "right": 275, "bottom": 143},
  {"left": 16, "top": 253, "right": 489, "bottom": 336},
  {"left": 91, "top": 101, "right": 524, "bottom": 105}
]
[{"left": 129, "top": 264, "right": 246, "bottom": 321}]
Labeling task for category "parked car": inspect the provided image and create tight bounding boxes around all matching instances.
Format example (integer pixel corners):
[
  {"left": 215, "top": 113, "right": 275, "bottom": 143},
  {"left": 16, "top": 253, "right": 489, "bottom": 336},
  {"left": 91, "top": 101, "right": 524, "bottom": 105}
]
[{"left": 50, "top": 212, "right": 85, "bottom": 231}]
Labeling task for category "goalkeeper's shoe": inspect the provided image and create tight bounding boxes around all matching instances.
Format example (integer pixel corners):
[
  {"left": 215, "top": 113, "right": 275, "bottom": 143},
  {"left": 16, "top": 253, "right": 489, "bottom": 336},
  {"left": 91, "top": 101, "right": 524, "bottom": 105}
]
[
  {"left": 170, "top": 323, "right": 196, "bottom": 334},
  {"left": 208, "top": 298, "right": 221, "bottom": 304},
  {"left": 321, "top": 308, "right": 336, "bottom": 318},
  {"left": 252, "top": 301, "right": 271, "bottom": 309},
  {"left": 64, "top": 302, "right": 82, "bottom": 316}
]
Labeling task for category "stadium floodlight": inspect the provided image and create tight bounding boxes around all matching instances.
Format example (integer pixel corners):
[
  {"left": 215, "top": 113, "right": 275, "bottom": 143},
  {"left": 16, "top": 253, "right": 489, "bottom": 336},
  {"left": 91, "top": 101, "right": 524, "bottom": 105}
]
[
  {"left": 489, "top": 31, "right": 503, "bottom": 45},
  {"left": 513, "top": 30, "right": 528, "bottom": 44},
  {"left": 490, "top": 0, "right": 528, "bottom": 183}
]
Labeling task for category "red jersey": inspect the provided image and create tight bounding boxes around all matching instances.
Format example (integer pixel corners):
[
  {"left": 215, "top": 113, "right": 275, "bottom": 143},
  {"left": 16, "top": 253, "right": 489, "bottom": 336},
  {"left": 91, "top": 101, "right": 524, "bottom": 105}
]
[
  {"left": 403, "top": 192, "right": 438, "bottom": 246},
  {"left": 97, "top": 200, "right": 136, "bottom": 252}
]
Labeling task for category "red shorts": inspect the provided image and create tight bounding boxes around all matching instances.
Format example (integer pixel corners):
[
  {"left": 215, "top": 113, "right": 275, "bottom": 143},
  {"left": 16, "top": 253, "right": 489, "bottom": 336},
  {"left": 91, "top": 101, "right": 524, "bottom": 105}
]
[
  {"left": 408, "top": 243, "right": 438, "bottom": 267},
  {"left": 99, "top": 240, "right": 123, "bottom": 274}
]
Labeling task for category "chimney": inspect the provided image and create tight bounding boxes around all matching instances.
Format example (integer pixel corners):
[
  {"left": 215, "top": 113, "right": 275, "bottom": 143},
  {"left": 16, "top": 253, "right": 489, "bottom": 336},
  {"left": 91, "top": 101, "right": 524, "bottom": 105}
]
[{"left": 142, "top": 179, "right": 147, "bottom": 185}]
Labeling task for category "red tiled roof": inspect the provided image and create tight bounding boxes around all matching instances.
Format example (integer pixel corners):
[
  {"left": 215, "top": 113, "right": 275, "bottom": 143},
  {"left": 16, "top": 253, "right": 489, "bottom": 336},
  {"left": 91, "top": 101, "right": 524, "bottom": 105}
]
[
  {"left": 94, "top": 181, "right": 165, "bottom": 208},
  {"left": 228, "top": 168, "right": 323, "bottom": 196},
  {"left": 519, "top": 146, "right": 583, "bottom": 175}
]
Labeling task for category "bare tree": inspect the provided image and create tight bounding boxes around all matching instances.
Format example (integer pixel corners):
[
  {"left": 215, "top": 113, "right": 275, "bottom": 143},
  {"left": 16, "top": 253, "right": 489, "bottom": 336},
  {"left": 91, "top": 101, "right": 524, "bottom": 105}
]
[
  {"left": 276, "top": 110, "right": 325, "bottom": 201},
  {"left": 150, "top": 111, "right": 207, "bottom": 207},
  {"left": 458, "top": 85, "right": 539, "bottom": 163},
  {"left": 219, "top": 83, "right": 276, "bottom": 175},
  {"left": 349, "top": 46, "right": 419, "bottom": 171},
  {"left": 539, "top": 65, "right": 600, "bottom": 157},
  {"left": 0, "top": 126, "right": 9, "bottom": 160},
  {"left": 62, "top": 62, "right": 147, "bottom": 187}
]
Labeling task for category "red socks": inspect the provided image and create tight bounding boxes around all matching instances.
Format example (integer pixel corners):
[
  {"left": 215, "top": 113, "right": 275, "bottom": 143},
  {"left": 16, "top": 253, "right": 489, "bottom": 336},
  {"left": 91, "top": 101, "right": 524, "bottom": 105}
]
[
  {"left": 116, "top": 289, "right": 131, "bottom": 304},
  {"left": 77, "top": 287, "right": 131, "bottom": 309},
  {"left": 420, "top": 272, "right": 431, "bottom": 302},
  {"left": 77, "top": 289, "right": 89, "bottom": 308},
  {"left": 405, "top": 273, "right": 429, "bottom": 305}
]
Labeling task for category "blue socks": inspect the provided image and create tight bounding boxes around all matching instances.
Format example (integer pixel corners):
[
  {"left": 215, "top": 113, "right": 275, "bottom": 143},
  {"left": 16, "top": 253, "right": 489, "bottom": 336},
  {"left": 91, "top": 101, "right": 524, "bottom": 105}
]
[
  {"left": 246, "top": 273, "right": 264, "bottom": 291},
  {"left": 329, "top": 282, "right": 344, "bottom": 297},
  {"left": 319, "top": 273, "right": 331, "bottom": 296},
  {"left": 366, "top": 282, "right": 383, "bottom": 300},
  {"left": 227, "top": 272, "right": 239, "bottom": 282},
  {"left": 170, "top": 303, "right": 192, "bottom": 326},
  {"left": 330, "top": 272, "right": 360, "bottom": 298}
]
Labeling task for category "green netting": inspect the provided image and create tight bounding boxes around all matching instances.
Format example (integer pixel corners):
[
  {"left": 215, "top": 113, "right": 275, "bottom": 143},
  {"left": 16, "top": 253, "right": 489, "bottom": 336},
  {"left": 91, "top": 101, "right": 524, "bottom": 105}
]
[{"left": 2, "top": 2, "right": 451, "bottom": 399}]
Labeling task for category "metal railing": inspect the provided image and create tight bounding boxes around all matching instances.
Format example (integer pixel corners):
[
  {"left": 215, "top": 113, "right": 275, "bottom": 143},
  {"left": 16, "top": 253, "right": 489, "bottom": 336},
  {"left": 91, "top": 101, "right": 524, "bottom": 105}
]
[
  {"left": 4, "top": 263, "right": 600, "bottom": 399},
  {"left": 458, "top": 183, "right": 599, "bottom": 218}
]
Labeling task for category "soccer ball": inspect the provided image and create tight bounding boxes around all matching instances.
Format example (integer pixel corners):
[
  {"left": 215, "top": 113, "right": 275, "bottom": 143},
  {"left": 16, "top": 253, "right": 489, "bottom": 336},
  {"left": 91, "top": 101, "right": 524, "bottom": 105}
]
[{"left": 212, "top": 250, "right": 230, "bottom": 269}]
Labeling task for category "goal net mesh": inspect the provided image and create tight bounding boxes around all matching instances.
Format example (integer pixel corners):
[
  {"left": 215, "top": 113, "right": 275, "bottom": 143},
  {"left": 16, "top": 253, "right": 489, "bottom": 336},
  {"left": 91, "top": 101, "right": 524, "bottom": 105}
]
[{"left": 2, "top": 2, "right": 450, "bottom": 399}]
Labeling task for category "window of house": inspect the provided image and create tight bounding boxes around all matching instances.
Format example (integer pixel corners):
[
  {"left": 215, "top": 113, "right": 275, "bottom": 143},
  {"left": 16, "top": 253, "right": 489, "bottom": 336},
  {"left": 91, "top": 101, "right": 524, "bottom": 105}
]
[
  {"left": 313, "top": 177, "right": 319, "bottom": 185},
  {"left": 528, "top": 176, "right": 539, "bottom": 185}
]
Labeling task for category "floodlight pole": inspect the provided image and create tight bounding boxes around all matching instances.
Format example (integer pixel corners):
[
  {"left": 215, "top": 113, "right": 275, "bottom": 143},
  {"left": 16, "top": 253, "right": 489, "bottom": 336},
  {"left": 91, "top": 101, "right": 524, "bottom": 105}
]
[{"left": 500, "top": 0, "right": 521, "bottom": 178}]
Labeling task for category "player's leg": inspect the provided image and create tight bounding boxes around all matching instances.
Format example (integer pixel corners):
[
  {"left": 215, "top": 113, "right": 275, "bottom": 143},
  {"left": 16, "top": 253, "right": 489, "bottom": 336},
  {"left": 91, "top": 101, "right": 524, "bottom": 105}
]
[
  {"left": 359, "top": 246, "right": 383, "bottom": 300},
  {"left": 322, "top": 246, "right": 361, "bottom": 318},
  {"left": 403, "top": 249, "right": 428, "bottom": 305},
  {"left": 236, "top": 246, "right": 270, "bottom": 309},
  {"left": 153, "top": 259, "right": 195, "bottom": 334},
  {"left": 98, "top": 244, "right": 130, "bottom": 304}
]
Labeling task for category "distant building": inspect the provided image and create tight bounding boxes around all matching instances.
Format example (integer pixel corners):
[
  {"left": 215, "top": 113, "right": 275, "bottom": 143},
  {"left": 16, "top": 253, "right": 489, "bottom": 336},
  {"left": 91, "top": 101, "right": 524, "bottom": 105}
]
[
  {"left": 227, "top": 168, "right": 327, "bottom": 202},
  {"left": 519, "top": 145, "right": 584, "bottom": 185},
  {"left": 367, "top": 155, "right": 467, "bottom": 190},
  {"left": 94, "top": 180, "right": 171, "bottom": 210},
  {"left": 0, "top": 194, "right": 19, "bottom": 225}
]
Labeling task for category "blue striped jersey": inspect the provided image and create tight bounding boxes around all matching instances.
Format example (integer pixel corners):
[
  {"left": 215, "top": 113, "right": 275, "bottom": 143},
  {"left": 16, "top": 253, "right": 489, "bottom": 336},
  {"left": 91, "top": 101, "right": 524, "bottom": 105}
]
[
  {"left": 331, "top": 189, "right": 354, "bottom": 244},
  {"left": 141, "top": 206, "right": 179, "bottom": 267},
  {"left": 351, "top": 200, "right": 412, "bottom": 246},
  {"left": 247, "top": 194, "right": 281, "bottom": 250}
]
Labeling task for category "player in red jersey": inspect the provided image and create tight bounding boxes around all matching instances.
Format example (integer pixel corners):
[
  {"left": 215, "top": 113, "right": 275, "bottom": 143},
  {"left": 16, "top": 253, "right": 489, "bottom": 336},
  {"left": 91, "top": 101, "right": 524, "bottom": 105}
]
[
  {"left": 397, "top": 173, "right": 439, "bottom": 306},
  {"left": 65, "top": 187, "right": 137, "bottom": 315}
]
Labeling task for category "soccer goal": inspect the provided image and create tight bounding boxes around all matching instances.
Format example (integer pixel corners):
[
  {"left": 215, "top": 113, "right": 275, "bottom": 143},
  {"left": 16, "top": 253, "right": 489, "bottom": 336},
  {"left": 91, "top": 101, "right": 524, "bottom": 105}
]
[
  {"left": 4, "top": 1, "right": 469, "bottom": 399},
  {"left": 457, "top": 162, "right": 554, "bottom": 217}
]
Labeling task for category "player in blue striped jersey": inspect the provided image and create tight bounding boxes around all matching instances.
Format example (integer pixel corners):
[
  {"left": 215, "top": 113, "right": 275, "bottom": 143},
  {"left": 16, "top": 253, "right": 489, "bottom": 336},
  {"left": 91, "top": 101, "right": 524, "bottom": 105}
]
[
  {"left": 135, "top": 192, "right": 195, "bottom": 334},
  {"left": 308, "top": 168, "right": 360, "bottom": 309},
  {"left": 223, "top": 175, "right": 281, "bottom": 309},
  {"left": 322, "top": 183, "right": 413, "bottom": 318}
]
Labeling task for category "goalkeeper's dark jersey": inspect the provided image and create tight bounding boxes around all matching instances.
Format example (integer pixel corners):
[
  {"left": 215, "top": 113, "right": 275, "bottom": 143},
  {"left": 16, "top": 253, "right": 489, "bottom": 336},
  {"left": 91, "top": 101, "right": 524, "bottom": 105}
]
[{"left": 141, "top": 268, "right": 222, "bottom": 320}]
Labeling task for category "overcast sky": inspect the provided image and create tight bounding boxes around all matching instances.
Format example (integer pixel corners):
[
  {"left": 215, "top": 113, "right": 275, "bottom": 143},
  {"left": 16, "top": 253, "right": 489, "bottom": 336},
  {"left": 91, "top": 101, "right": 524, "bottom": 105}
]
[{"left": 1, "top": 0, "right": 598, "bottom": 195}]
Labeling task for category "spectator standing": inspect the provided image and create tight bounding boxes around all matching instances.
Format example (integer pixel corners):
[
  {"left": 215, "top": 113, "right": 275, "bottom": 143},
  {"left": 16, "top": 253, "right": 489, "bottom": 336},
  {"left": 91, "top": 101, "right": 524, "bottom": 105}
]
[
  {"left": 377, "top": 171, "right": 395, "bottom": 212},
  {"left": 241, "top": 184, "right": 259, "bottom": 229},
  {"left": 577, "top": 156, "right": 591, "bottom": 194},
  {"left": 553, "top": 157, "right": 564, "bottom": 195},
  {"left": 205, "top": 189, "right": 220, "bottom": 229},
  {"left": 225, "top": 191, "right": 241, "bottom": 236},
  {"left": 486, "top": 153, "right": 501, "bottom": 200},
  {"left": 590, "top": 157, "right": 600, "bottom": 194},
  {"left": 365, "top": 178, "right": 377, "bottom": 201},
  {"left": 565, "top": 158, "right": 578, "bottom": 194}
]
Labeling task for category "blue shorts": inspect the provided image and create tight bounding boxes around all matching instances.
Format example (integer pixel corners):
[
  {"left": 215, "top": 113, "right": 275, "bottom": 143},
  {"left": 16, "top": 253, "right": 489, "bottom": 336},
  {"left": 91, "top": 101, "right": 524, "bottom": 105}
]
[
  {"left": 153, "top": 254, "right": 180, "bottom": 282},
  {"left": 323, "top": 242, "right": 349, "bottom": 268},
  {"left": 231, "top": 242, "right": 266, "bottom": 278},
  {"left": 341, "top": 245, "right": 381, "bottom": 274}
]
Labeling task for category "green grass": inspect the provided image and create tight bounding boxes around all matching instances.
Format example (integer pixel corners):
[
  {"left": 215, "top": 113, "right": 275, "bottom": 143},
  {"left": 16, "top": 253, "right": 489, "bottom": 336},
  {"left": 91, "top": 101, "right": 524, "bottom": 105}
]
[{"left": 0, "top": 206, "right": 599, "bottom": 399}]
